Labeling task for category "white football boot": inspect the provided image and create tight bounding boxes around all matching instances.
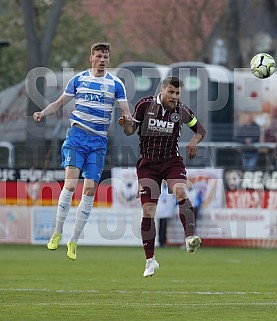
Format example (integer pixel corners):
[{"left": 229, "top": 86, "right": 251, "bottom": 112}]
[
  {"left": 143, "top": 257, "right": 160, "bottom": 277},
  {"left": 185, "top": 235, "right": 201, "bottom": 254}
]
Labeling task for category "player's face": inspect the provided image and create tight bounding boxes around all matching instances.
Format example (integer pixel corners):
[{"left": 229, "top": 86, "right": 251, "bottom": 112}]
[
  {"left": 90, "top": 49, "right": 110, "bottom": 74},
  {"left": 160, "top": 84, "right": 181, "bottom": 110}
]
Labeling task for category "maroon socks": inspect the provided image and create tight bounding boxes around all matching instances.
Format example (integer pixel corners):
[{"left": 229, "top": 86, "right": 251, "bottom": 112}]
[{"left": 141, "top": 217, "right": 156, "bottom": 259}]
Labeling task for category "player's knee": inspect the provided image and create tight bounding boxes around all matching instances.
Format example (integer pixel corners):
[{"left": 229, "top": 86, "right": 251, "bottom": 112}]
[
  {"left": 175, "top": 190, "right": 187, "bottom": 202},
  {"left": 64, "top": 185, "right": 76, "bottom": 193},
  {"left": 142, "top": 202, "right": 157, "bottom": 218},
  {"left": 83, "top": 187, "right": 96, "bottom": 196},
  {"left": 171, "top": 183, "right": 187, "bottom": 200}
]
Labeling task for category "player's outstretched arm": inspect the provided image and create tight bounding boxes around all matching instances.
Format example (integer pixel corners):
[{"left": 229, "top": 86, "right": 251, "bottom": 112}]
[{"left": 33, "top": 94, "right": 72, "bottom": 122}]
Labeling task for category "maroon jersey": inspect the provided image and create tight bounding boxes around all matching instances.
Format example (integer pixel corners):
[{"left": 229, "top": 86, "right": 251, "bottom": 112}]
[{"left": 133, "top": 95, "right": 205, "bottom": 159}]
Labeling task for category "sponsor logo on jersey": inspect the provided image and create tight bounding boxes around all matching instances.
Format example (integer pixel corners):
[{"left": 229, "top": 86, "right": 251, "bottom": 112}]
[
  {"left": 170, "top": 112, "right": 180, "bottom": 122},
  {"left": 84, "top": 93, "right": 103, "bottom": 102},
  {"left": 148, "top": 118, "right": 174, "bottom": 133}
]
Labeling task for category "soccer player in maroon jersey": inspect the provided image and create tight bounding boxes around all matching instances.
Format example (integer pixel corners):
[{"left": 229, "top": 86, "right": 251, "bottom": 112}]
[{"left": 118, "top": 76, "right": 206, "bottom": 277}]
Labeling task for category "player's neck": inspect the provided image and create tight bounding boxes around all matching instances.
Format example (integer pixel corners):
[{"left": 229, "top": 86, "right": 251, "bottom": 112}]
[{"left": 91, "top": 68, "right": 106, "bottom": 77}]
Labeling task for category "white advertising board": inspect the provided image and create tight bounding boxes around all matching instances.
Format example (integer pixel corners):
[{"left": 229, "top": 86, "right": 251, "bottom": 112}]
[
  {"left": 31, "top": 207, "right": 142, "bottom": 246},
  {"left": 111, "top": 167, "right": 141, "bottom": 208},
  {"left": 197, "top": 208, "right": 277, "bottom": 240},
  {"left": 0, "top": 206, "right": 31, "bottom": 243}
]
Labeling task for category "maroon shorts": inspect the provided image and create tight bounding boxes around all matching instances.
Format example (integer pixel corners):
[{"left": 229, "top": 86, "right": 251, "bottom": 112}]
[{"left": 136, "top": 156, "right": 187, "bottom": 204}]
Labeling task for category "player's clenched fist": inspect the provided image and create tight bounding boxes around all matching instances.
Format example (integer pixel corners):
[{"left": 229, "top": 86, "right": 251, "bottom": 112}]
[
  {"left": 118, "top": 115, "right": 133, "bottom": 127},
  {"left": 33, "top": 111, "right": 45, "bottom": 122}
]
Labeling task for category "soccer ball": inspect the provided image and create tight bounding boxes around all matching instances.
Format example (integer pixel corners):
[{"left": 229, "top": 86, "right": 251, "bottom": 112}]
[{"left": 250, "top": 53, "right": 276, "bottom": 79}]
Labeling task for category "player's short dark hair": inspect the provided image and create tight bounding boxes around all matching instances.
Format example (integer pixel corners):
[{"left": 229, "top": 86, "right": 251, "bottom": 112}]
[
  {"left": 91, "top": 42, "right": 111, "bottom": 54},
  {"left": 162, "top": 76, "right": 184, "bottom": 88}
]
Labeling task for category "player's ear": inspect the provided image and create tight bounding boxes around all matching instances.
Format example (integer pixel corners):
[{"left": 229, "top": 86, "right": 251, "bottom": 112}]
[{"left": 89, "top": 55, "right": 93, "bottom": 62}]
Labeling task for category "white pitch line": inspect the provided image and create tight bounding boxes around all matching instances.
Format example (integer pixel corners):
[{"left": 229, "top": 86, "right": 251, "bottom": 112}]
[
  {"left": 0, "top": 288, "right": 99, "bottom": 293},
  {"left": 0, "top": 302, "right": 277, "bottom": 307},
  {"left": 0, "top": 288, "right": 276, "bottom": 296},
  {"left": 132, "top": 290, "right": 277, "bottom": 295}
]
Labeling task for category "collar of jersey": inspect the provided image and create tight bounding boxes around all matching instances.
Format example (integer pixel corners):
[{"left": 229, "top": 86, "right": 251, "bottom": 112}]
[
  {"left": 89, "top": 69, "right": 107, "bottom": 78},
  {"left": 157, "top": 94, "right": 174, "bottom": 116}
]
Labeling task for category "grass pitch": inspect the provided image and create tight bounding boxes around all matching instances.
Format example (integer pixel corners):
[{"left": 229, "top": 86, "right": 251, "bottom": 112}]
[{"left": 0, "top": 245, "right": 276, "bottom": 321}]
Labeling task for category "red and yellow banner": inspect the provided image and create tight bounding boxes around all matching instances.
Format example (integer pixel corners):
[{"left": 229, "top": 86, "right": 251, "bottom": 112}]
[{"left": 0, "top": 181, "right": 112, "bottom": 207}]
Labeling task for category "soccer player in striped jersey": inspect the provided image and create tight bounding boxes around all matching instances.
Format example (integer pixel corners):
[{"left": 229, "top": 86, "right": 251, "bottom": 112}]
[
  {"left": 118, "top": 76, "right": 206, "bottom": 277},
  {"left": 33, "top": 42, "right": 132, "bottom": 260}
]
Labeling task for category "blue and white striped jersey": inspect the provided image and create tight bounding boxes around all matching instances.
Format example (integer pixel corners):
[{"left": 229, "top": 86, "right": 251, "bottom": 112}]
[{"left": 64, "top": 70, "right": 127, "bottom": 136}]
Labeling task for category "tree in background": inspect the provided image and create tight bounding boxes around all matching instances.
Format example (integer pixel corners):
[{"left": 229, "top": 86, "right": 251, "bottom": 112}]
[
  {"left": 0, "top": 1, "right": 26, "bottom": 91},
  {"left": 134, "top": 0, "right": 226, "bottom": 63},
  {"left": 0, "top": 0, "right": 108, "bottom": 92},
  {"left": 83, "top": 0, "right": 277, "bottom": 67},
  {"left": 20, "top": 0, "right": 65, "bottom": 167},
  {"left": 225, "top": 0, "right": 243, "bottom": 69},
  {"left": 83, "top": 0, "right": 226, "bottom": 64}
]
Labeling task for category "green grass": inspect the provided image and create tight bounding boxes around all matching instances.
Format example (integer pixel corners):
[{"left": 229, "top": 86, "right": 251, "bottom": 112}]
[{"left": 0, "top": 245, "right": 276, "bottom": 321}]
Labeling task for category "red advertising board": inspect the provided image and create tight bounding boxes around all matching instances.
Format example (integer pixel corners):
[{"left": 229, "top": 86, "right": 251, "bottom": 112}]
[
  {"left": 224, "top": 169, "right": 277, "bottom": 209},
  {"left": 0, "top": 168, "right": 112, "bottom": 207}
]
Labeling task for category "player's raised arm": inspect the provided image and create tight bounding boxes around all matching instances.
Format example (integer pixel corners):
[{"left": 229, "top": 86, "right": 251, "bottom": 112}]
[{"left": 33, "top": 94, "right": 73, "bottom": 122}]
